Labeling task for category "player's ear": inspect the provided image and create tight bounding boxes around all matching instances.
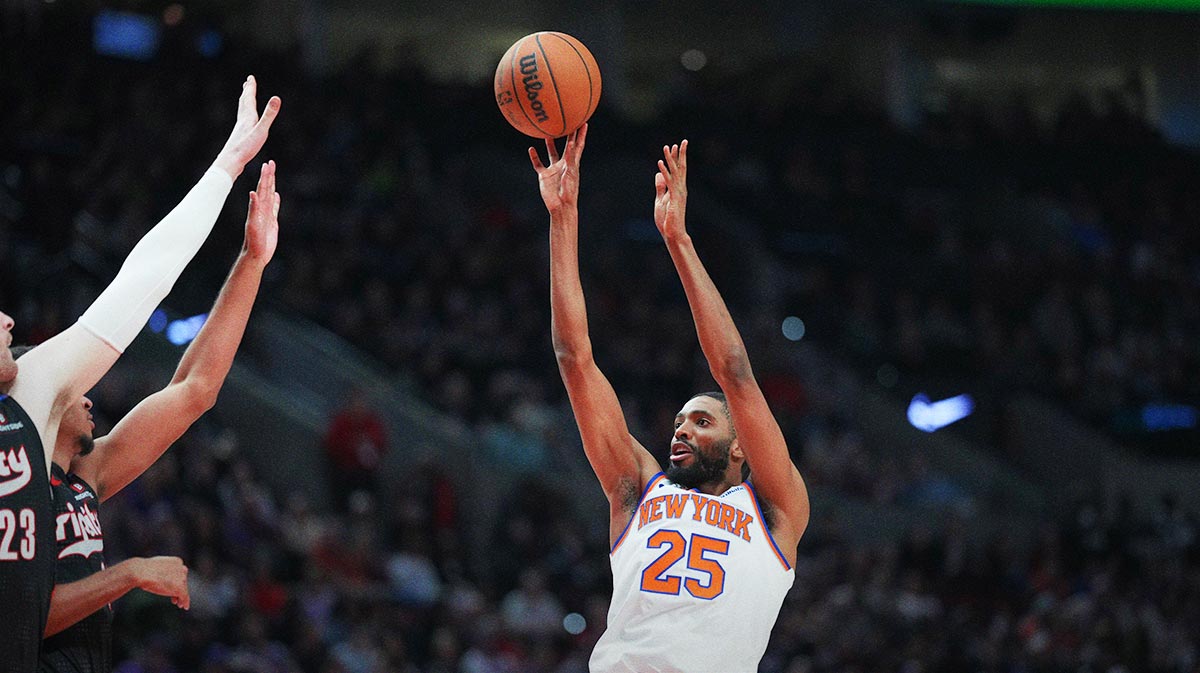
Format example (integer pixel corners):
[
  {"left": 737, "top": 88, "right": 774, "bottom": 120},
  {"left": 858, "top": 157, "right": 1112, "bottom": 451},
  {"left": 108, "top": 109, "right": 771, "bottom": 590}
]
[{"left": 730, "top": 438, "right": 744, "bottom": 462}]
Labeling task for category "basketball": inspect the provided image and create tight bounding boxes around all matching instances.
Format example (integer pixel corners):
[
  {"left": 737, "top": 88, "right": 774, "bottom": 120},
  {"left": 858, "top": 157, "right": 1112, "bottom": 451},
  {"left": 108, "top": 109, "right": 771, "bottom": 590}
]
[{"left": 494, "top": 32, "right": 601, "bottom": 139}]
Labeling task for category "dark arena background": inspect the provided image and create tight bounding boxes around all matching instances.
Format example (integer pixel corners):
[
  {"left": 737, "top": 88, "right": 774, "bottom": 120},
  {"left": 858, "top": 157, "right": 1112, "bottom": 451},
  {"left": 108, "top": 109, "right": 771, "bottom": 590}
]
[{"left": 2, "top": 0, "right": 1200, "bottom": 671}]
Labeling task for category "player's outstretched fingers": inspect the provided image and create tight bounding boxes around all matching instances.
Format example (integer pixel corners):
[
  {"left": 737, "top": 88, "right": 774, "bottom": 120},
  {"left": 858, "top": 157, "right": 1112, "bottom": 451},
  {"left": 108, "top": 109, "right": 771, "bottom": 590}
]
[
  {"left": 663, "top": 144, "right": 679, "bottom": 176},
  {"left": 259, "top": 160, "right": 274, "bottom": 197},
  {"left": 529, "top": 147, "right": 546, "bottom": 172},
  {"left": 237, "top": 76, "right": 258, "bottom": 123},
  {"left": 255, "top": 96, "right": 282, "bottom": 134}
]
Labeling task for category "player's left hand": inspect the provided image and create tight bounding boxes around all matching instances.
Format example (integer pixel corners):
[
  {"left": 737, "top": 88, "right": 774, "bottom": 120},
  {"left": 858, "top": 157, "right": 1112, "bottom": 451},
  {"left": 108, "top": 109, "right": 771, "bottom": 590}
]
[
  {"left": 653, "top": 140, "right": 688, "bottom": 241},
  {"left": 242, "top": 160, "right": 280, "bottom": 264},
  {"left": 131, "top": 556, "right": 190, "bottom": 610},
  {"left": 213, "top": 75, "right": 282, "bottom": 179}
]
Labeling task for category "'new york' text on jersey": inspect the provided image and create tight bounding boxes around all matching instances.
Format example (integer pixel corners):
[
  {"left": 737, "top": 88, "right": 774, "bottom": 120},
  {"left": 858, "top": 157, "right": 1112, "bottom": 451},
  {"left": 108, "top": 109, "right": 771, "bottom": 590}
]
[{"left": 590, "top": 473, "right": 795, "bottom": 673}]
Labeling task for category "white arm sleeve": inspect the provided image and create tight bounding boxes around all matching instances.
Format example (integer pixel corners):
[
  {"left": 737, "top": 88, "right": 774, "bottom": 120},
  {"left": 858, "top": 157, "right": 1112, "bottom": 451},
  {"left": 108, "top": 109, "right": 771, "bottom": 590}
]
[{"left": 78, "top": 166, "right": 235, "bottom": 352}]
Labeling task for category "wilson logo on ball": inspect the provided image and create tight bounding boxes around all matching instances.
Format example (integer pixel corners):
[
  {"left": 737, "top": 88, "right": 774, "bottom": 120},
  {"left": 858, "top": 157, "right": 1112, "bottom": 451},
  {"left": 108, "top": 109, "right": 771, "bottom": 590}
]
[
  {"left": 494, "top": 31, "right": 602, "bottom": 139},
  {"left": 519, "top": 53, "right": 550, "bottom": 123}
]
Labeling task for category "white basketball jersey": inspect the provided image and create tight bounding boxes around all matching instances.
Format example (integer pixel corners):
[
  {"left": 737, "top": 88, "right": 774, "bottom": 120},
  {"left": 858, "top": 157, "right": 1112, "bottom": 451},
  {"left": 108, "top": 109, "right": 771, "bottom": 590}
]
[{"left": 590, "top": 473, "right": 795, "bottom": 673}]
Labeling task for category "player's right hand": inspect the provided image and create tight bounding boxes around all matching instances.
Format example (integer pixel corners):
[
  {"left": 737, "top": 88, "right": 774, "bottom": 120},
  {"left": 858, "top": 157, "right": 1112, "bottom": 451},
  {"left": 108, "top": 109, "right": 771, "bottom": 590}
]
[
  {"left": 213, "top": 75, "right": 281, "bottom": 180},
  {"left": 133, "top": 556, "right": 190, "bottom": 610},
  {"left": 243, "top": 159, "right": 281, "bottom": 265},
  {"left": 529, "top": 123, "right": 588, "bottom": 215}
]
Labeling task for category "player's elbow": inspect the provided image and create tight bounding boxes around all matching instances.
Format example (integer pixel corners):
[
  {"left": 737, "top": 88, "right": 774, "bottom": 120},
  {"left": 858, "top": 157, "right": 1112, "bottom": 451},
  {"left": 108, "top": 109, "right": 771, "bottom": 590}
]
[
  {"left": 709, "top": 347, "right": 753, "bottom": 385},
  {"left": 553, "top": 342, "right": 594, "bottom": 374},
  {"left": 178, "top": 379, "right": 221, "bottom": 416}
]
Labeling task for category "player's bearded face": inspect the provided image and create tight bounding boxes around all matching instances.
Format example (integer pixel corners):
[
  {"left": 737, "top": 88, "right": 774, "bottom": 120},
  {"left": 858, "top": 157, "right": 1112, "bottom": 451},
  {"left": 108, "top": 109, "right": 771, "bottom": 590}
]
[
  {"left": 76, "top": 434, "right": 95, "bottom": 456},
  {"left": 666, "top": 434, "right": 732, "bottom": 489},
  {"left": 66, "top": 397, "right": 95, "bottom": 456}
]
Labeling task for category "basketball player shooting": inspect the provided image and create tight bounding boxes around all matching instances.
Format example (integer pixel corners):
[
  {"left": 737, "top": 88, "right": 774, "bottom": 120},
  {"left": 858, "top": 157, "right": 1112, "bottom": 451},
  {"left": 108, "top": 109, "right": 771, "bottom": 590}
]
[
  {"left": 0, "top": 76, "right": 279, "bottom": 673},
  {"left": 26, "top": 160, "right": 281, "bottom": 673},
  {"left": 530, "top": 127, "right": 810, "bottom": 673}
]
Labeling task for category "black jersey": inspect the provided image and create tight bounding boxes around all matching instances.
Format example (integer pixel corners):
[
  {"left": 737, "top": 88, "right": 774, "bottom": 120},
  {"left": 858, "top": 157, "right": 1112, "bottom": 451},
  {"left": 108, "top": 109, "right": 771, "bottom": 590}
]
[
  {"left": 0, "top": 394, "right": 55, "bottom": 673},
  {"left": 39, "top": 465, "right": 110, "bottom": 673}
]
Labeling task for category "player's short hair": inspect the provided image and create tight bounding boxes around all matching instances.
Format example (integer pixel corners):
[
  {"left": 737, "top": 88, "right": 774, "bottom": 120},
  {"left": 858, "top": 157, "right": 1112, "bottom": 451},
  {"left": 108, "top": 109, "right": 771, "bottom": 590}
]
[
  {"left": 9, "top": 345, "right": 32, "bottom": 360},
  {"left": 692, "top": 391, "right": 731, "bottom": 424}
]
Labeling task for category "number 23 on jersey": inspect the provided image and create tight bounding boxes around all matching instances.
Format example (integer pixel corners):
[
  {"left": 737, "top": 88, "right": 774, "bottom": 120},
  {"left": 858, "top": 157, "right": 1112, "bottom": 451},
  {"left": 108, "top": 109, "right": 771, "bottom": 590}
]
[{"left": 0, "top": 508, "right": 37, "bottom": 561}]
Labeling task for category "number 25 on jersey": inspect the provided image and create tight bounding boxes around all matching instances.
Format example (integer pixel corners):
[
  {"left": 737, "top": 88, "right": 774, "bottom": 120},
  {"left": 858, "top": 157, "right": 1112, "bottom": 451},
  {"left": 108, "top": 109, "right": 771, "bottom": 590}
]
[{"left": 640, "top": 530, "right": 729, "bottom": 599}]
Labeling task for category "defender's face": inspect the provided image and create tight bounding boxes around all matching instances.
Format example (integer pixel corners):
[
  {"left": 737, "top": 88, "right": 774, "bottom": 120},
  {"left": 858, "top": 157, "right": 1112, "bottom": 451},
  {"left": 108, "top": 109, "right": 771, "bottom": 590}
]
[
  {"left": 0, "top": 311, "right": 16, "bottom": 384},
  {"left": 61, "top": 395, "right": 96, "bottom": 457}
]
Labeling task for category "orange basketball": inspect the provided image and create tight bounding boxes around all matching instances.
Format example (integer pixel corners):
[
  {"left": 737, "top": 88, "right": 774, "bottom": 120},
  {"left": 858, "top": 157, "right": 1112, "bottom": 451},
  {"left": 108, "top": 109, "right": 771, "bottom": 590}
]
[{"left": 494, "top": 32, "right": 601, "bottom": 139}]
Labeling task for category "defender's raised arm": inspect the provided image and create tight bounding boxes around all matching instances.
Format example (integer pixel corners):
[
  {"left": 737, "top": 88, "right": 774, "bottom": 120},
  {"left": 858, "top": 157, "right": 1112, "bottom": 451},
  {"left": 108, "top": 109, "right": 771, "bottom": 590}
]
[
  {"left": 9, "top": 76, "right": 280, "bottom": 475},
  {"left": 72, "top": 161, "right": 281, "bottom": 502}
]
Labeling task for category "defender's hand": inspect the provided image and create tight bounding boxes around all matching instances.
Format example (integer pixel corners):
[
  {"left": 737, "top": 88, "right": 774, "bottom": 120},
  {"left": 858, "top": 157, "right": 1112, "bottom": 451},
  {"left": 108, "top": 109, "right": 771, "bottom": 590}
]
[
  {"left": 213, "top": 76, "right": 281, "bottom": 180},
  {"left": 243, "top": 160, "right": 281, "bottom": 265},
  {"left": 132, "top": 556, "right": 190, "bottom": 610}
]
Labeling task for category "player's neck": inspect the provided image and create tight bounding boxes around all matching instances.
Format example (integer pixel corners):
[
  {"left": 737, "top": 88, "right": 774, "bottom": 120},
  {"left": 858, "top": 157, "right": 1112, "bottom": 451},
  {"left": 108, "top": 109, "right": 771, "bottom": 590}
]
[
  {"left": 693, "top": 476, "right": 743, "bottom": 497},
  {"left": 51, "top": 446, "right": 74, "bottom": 473}
]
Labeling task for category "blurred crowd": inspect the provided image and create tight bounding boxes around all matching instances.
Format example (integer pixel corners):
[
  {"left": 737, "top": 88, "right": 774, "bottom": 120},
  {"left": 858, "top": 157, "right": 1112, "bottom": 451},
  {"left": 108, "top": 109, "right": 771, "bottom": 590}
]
[
  {"left": 687, "top": 71, "right": 1200, "bottom": 452},
  {"left": 93, "top": 372, "right": 1200, "bottom": 673},
  {"left": 2, "top": 5, "right": 1199, "bottom": 672}
]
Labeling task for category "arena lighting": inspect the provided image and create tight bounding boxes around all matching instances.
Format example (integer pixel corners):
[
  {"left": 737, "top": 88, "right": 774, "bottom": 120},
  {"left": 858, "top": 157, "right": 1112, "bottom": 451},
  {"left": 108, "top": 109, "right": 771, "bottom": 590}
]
[
  {"left": 1141, "top": 404, "right": 1199, "bottom": 431},
  {"left": 681, "top": 49, "right": 707, "bottom": 71},
  {"left": 563, "top": 613, "right": 587, "bottom": 635},
  {"left": 93, "top": 10, "right": 161, "bottom": 61},
  {"left": 948, "top": 0, "right": 1200, "bottom": 9},
  {"left": 907, "top": 393, "right": 975, "bottom": 432},
  {"left": 781, "top": 316, "right": 806, "bottom": 341},
  {"left": 165, "top": 313, "right": 208, "bottom": 346},
  {"left": 147, "top": 309, "right": 168, "bottom": 334}
]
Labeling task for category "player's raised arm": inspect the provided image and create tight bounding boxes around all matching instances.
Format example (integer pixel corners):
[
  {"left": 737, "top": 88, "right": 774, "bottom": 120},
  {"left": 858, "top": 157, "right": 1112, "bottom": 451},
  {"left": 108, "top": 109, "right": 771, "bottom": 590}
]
[
  {"left": 71, "top": 161, "right": 281, "bottom": 502},
  {"left": 531, "top": 125, "right": 659, "bottom": 539},
  {"left": 653, "top": 141, "right": 809, "bottom": 560},
  {"left": 9, "top": 76, "right": 280, "bottom": 474}
]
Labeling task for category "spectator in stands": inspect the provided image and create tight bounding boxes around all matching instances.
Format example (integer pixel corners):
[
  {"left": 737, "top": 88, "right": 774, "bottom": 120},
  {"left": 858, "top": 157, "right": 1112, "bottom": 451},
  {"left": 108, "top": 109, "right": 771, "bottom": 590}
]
[{"left": 322, "top": 386, "right": 388, "bottom": 512}]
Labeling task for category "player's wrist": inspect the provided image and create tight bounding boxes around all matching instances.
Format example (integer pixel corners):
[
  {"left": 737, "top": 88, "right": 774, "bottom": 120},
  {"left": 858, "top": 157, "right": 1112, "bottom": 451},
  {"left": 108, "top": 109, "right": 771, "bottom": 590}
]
[
  {"left": 662, "top": 230, "right": 692, "bottom": 247},
  {"left": 549, "top": 204, "right": 578, "bottom": 222},
  {"left": 115, "top": 559, "right": 143, "bottom": 590},
  {"left": 210, "top": 154, "right": 242, "bottom": 181},
  {"left": 237, "top": 248, "right": 271, "bottom": 270}
]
